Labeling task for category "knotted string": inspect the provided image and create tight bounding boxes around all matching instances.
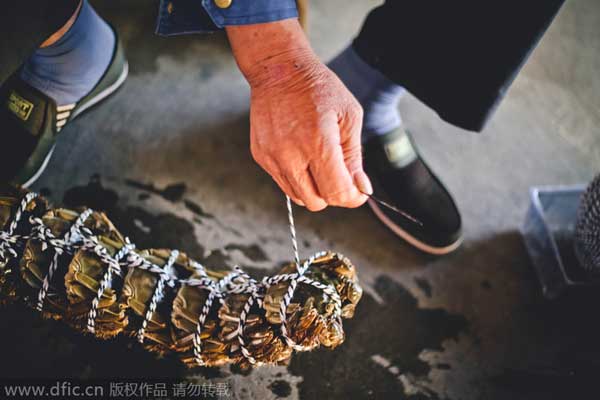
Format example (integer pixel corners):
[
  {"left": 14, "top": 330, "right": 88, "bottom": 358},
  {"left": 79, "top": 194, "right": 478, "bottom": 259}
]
[{"left": 0, "top": 191, "right": 344, "bottom": 366}]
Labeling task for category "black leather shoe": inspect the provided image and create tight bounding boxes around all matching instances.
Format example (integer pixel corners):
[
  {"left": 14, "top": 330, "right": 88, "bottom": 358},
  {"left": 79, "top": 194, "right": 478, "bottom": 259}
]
[{"left": 363, "top": 127, "right": 462, "bottom": 255}]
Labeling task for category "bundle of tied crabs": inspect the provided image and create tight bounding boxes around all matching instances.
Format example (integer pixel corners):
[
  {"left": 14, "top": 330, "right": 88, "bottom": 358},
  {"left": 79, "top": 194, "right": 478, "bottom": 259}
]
[{"left": 0, "top": 184, "right": 362, "bottom": 368}]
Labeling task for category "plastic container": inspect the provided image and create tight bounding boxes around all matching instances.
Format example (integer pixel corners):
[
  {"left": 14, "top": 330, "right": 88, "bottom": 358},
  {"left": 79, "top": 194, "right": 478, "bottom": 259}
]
[{"left": 522, "top": 185, "right": 590, "bottom": 299}]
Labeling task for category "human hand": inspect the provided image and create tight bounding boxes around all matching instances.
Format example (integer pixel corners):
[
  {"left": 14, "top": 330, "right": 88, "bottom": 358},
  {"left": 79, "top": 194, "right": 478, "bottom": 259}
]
[{"left": 227, "top": 20, "right": 372, "bottom": 211}]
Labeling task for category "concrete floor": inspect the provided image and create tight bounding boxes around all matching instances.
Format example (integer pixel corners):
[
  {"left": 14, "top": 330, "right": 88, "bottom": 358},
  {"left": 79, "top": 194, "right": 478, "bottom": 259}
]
[{"left": 1, "top": 0, "right": 599, "bottom": 399}]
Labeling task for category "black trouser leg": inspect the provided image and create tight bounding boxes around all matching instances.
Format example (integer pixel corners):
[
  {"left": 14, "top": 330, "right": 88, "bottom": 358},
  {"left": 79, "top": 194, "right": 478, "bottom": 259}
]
[
  {"left": 353, "top": 0, "right": 565, "bottom": 132},
  {"left": 0, "top": 0, "right": 80, "bottom": 85}
]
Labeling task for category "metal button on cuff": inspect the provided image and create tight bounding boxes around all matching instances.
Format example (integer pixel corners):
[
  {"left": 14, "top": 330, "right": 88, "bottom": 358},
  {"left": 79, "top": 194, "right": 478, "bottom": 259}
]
[{"left": 214, "top": 0, "right": 232, "bottom": 9}]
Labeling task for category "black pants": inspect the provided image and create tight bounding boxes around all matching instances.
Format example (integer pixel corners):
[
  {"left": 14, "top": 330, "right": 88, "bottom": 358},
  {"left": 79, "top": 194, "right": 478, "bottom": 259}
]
[
  {"left": 354, "top": 0, "right": 565, "bottom": 131},
  {"left": 1, "top": 0, "right": 564, "bottom": 132}
]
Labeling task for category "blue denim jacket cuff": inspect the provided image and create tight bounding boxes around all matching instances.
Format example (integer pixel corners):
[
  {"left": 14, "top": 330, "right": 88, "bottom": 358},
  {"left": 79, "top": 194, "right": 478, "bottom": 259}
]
[
  {"left": 202, "top": 0, "right": 298, "bottom": 27},
  {"left": 156, "top": 0, "right": 298, "bottom": 37}
]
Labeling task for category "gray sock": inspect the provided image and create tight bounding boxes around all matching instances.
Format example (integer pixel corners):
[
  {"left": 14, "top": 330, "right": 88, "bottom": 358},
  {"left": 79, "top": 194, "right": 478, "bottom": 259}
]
[
  {"left": 328, "top": 45, "right": 405, "bottom": 142},
  {"left": 20, "top": 0, "right": 115, "bottom": 106}
]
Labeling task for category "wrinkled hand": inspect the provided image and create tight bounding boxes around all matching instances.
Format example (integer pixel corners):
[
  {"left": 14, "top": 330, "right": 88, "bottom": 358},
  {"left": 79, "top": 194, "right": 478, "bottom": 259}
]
[
  {"left": 227, "top": 20, "right": 372, "bottom": 211},
  {"left": 248, "top": 54, "right": 371, "bottom": 211}
]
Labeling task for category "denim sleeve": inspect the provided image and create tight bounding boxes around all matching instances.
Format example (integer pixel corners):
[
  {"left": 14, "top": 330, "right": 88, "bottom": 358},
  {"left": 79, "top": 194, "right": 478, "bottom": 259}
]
[{"left": 156, "top": 0, "right": 299, "bottom": 36}]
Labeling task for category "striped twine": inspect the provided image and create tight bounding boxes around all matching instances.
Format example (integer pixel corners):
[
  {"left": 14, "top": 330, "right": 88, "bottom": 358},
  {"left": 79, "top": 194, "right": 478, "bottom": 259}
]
[
  {"left": 36, "top": 209, "right": 93, "bottom": 311},
  {"left": 286, "top": 195, "right": 301, "bottom": 269},
  {"left": 137, "top": 250, "right": 179, "bottom": 343},
  {"left": 0, "top": 193, "right": 38, "bottom": 264},
  {"left": 0, "top": 191, "right": 345, "bottom": 366},
  {"left": 85, "top": 238, "right": 135, "bottom": 333}
]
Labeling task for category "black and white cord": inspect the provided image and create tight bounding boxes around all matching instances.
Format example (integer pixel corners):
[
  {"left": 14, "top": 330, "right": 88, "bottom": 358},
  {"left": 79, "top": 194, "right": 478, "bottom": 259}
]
[{"left": 0, "top": 192, "right": 343, "bottom": 366}]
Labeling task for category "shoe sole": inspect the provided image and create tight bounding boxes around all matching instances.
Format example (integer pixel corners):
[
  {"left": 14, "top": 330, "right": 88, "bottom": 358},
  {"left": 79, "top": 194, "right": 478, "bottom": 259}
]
[
  {"left": 368, "top": 198, "right": 463, "bottom": 255},
  {"left": 22, "top": 61, "right": 129, "bottom": 188}
]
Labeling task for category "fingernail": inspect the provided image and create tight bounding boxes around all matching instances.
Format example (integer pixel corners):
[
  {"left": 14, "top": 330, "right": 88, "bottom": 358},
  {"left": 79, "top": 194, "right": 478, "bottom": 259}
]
[
  {"left": 354, "top": 171, "right": 373, "bottom": 196},
  {"left": 290, "top": 197, "right": 305, "bottom": 206}
]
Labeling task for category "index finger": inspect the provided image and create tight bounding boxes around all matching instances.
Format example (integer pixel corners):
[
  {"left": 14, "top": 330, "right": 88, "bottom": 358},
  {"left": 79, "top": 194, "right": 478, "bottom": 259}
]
[{"left": 309, "top": 118, "right": 367, "bottom": 208}]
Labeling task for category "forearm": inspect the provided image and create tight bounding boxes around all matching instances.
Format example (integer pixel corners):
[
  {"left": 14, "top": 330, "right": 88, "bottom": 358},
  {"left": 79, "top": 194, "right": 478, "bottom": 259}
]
[{"left": 226, "top": 19, "right": 319, "bottom": 89}]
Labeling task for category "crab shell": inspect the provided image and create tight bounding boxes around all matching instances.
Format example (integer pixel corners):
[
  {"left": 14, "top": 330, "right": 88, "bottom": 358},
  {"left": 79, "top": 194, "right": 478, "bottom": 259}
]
[{"left": 0, "top": 187, "right": 364, "bottom": 368}]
